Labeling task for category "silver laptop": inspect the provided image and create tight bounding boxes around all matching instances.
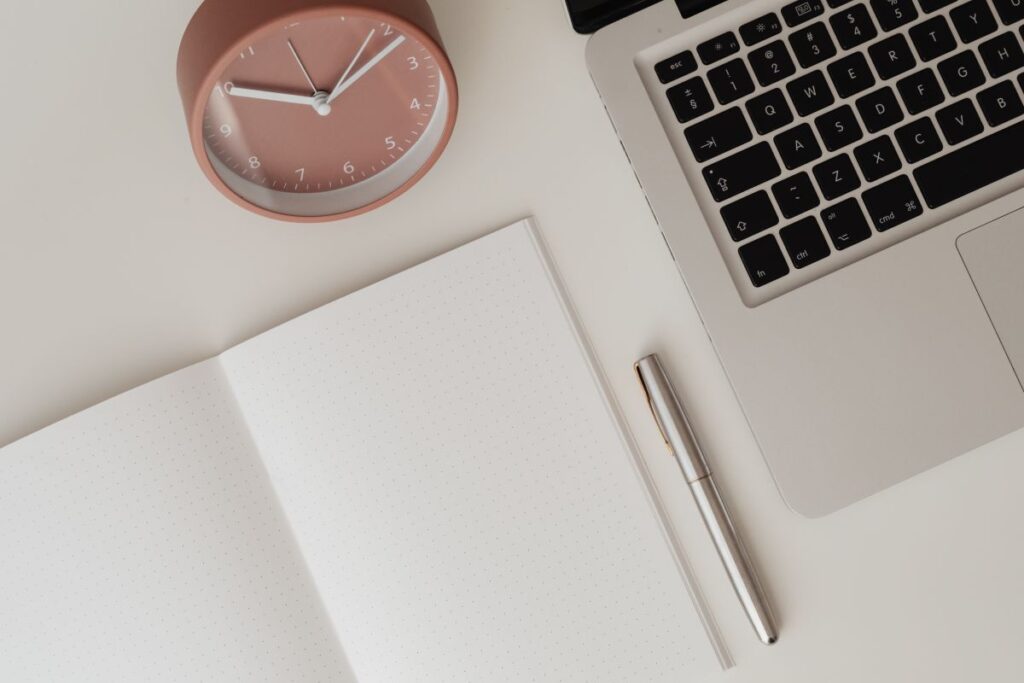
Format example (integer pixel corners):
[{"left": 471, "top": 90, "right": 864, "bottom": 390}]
[{"left": 585, "top": 0, "right": 1024, "bottom": 516}]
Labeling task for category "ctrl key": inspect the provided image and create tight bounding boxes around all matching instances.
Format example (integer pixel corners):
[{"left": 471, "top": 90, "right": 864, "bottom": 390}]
[{"left": 739, "top": 234, "right": 790, "bottom": 287}]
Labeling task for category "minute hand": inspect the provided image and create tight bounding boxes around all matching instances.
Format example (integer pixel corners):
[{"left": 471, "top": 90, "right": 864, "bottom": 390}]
[{"left": 327, "top": 35, "right": 407, "bottom": 104}]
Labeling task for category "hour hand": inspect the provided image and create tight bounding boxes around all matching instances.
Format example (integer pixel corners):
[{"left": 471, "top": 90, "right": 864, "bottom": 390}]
[{"left": 228, "top": 85, "right": 331, "bottom": 115}]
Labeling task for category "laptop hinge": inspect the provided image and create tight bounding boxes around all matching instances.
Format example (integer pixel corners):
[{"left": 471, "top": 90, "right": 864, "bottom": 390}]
[{"left": 675, "top": 0, "right": 731, "bottom": 18}]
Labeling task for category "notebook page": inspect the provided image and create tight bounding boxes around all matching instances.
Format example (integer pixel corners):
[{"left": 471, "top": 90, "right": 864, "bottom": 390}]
[
  {"left": 0, "top": 360, "right": 356, "bottom": 683},
  {"left": 222, "top": 220, "right": 721, "bottom": 683}
]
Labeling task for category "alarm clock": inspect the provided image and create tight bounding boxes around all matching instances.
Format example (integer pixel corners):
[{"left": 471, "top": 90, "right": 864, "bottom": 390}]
[{"left": 177, "top": 0, "right": 458, "bottom": 222}]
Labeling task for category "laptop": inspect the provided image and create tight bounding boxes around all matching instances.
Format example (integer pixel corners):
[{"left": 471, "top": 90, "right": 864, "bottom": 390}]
[{"left": 579, "top": 0, "right": 1024, "bottom": 516}]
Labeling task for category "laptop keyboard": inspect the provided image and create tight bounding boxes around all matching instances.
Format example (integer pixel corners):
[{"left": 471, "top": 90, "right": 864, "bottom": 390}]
[{"left": 654, "top": 0, "right": 1024, "bottom": 300}]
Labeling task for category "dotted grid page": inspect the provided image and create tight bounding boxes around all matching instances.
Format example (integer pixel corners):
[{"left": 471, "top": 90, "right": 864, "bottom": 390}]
[
  {"left": 0, "top": 359, "right": 357, "bottom": 683},
  {"left": 221, "top": 220, "right": 721, "bottom": 683}
]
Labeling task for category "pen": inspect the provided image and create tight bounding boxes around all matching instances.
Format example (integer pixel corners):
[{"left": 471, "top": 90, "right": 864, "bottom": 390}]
[{"left": 635, "top": 354, "right": 779, "bottom": 646}]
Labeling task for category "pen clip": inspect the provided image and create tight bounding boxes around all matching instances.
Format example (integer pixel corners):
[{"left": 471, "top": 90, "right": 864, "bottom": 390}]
[{"left": 635, "top": 362, "right": 673, "bottom": 452}]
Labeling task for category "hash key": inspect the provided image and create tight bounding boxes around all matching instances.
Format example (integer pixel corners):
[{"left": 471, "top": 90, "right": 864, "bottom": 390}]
[
  {"left": 748, "top": 40, "right": 797, "bottom": 86},
  {"left": 703, "top": 142, "right": 782, "bottom": 201},
  {"left": 667, "top": 77, "right": 715, "bottom": 123},
  {"left": 684, "top": 107, "right": 753, "bottom": 162},
  {"left": 771, "top": 172, "right": 821, "bottom": 217},
  {"left": 978, "top": 32, "right": 1024, "bottom": 78},
  {"left": 789, "top": 22, "right": 837, "bottom": 68},
  {"left": 821, "top": 198, "right": 873, "bottom": 249},
  {"left": 708, "top": 59, "right": 755, "bottom": 104},
  {"left": 787, "top": 70, "right": 835, "bottom": 116},
  {"left": 862, "top": 175, "right": 923, "bottom": 231},
  {"left": 854, "top": 135, "right": 902, "bottom": 181},
  {"left": 739, "top": 235, "right": 790, "bottom": 287}
]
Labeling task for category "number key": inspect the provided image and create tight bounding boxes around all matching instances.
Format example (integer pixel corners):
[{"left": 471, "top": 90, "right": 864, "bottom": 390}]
[
  {"left": 707, "top": 59, "right": 755, "bottom": 104},
  {"left": 667, "top": 77, "right": 714, "bottom": 122},
  {"left": 870, "top": 0, "right": 918, "bottom": 31},
  {"left": 789, "top": 22, "right": 837, "bottom": 68},
  {"left": 748, "top": 40, "right": 797, "bottom": 86},
  {"left": 830, "top": 4, "right": 878, "bottom": 49}
]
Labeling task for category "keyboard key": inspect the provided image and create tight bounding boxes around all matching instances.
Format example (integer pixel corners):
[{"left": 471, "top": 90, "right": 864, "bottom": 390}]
[
  {"left": 698, "top": 32, "right": 740, "bottom": 65},
  {"left": 741, "top": 13, "right": 783, "bottom": 45},
  {"left": 656, "top": 50, "right": 697, "bottom": 83},
  {"left": 668, "top": 78, "right": 715, "bottom": 123},
  {"left": 993, "top": 0, "right": 1024, "bottom": 25},
  {"left": 747, "top": 89, "right": 795, "bottom": 133},
  {"left": 914, "top": 119, "right": 1024, "bottom": 206},
  {"left": 739, "top": 235, "right": 790, "bottom": 287},
  {"left": 708, "top": 59, "right": 755, "bottom": 104},
  {"left": 856, "top": 86, "right": 905, "bottom": 132},
  {"left": 854, "top": 135, "right": 903, "bottom": 180},
  {"left": 748, "top": 40, "right": 797, "bottom": 86},
  {"left": 936, "top": 98, "right": 985, "bottom": 143},
  {"left": 782, "top": 0, "right": 826, "bottom": 27},
  {"left": 938, "top": 51, "right": 986, "bottom": 95},
  {"left": 898, "top": 68, "right": 946, "bottom": 113},
  {"left": 830, "top": 4, "right": 879, "bottom": 49},
  {"left": 829, "top": 0, "right": 855, "bottom": 7},
  {"left": 787, "top": 70, "right": 836, "bottom": 115},
  {"left": 870, "top": 0, "right": 918, "bottom": 31},
  {"left": 979, "top": 32, "right": 1024, "bottom": 77},
  {"left": 894, "top": 117, "right": 944, "bottom": 161},
  {"left": 869, "top": 34, "right": 918, "bottom": 79},
  {"left": 780, "top": 216, "right": 831, "bottom": 267},
  {"left": 721, "top": 190, "right": 780, "bottom": 241},
  {"left": 977, "top": 79, "right": 1024, "bottom": 124},
  {"left": 772, "top": 172, "right": 821, "bottom": 217},
  {"left": 685, "top": 107, "right": 753, "bottom": 161},
  {"left": 789, "top": 22, "right": 838, "bottom": 68},
  {"left": 822, "top": 198, "right": 873, "bottom": 248},
  {"left": 862, "top": 175, "right": 924, "bottom": 230},
  {"left": 815, "top": 105, "right": 865, "bottom": 149},
  {"left": 775, "top": 123, "right": 824, "bottom": 168},
  {"left": 828, "top": 52, "right": 877, "bottom": 97},
  {"left": 910, "top": 16, "right": 958, "bottom": 61},
  {"left": 951, "top": 0, "right": 998, "bottom": 42},
  {"left": 813, "top": 153, "right": 862, "bottom": 199},
  {"left": 920, "top": 0, "right": 958, "bottom": 12},
  {"left": 703, "top": 142, "right": 782, "bottom": 201}
]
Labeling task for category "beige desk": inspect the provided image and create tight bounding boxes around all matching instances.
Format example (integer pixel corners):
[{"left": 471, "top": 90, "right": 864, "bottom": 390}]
[{"left": 1, "top": 0, "right": 1022, "bottom": 679}]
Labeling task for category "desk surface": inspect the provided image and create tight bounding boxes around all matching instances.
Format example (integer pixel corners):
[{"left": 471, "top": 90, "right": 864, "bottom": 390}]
[{"left": 2, "top": 0, "right": 1022, "bottom": 680}]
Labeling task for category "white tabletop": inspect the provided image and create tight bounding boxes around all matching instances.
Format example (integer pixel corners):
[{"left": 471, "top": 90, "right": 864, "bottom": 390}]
[{"left": 2, "top": 0, "right": 1022, "bottom": 680}]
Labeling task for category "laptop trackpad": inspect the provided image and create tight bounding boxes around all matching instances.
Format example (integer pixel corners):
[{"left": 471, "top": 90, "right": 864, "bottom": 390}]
[{"left": 958, "top": 209, "right": 1024, "bottom": 389}]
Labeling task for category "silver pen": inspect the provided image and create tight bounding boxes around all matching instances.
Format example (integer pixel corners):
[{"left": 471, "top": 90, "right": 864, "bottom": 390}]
[{"left": 635, "top": 354, "right": 779, "bottom": 646}]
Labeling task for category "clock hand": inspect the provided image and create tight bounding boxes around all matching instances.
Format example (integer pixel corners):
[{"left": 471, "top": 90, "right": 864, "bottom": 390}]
[
  {"left": 328, "top": 29, "right": 376, "bottom": 103},
  {"left": 228, "top": 85, "right": 332, "bottom": 116},
  {"left": 327, "top": 34, "right": 406, "bottom": 104},
  {"left": 287, "top": 39, "right": 319, "bottom": 94}
]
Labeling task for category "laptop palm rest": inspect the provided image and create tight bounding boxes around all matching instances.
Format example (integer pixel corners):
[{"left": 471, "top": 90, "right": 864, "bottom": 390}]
[{"left": 958, "top": 209, "right": 1024, "bottom": 392}]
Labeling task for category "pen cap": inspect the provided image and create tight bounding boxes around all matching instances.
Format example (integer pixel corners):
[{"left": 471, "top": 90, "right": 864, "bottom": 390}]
[{"left": 635, "top": 355, "right": 711, "bottom": 484}]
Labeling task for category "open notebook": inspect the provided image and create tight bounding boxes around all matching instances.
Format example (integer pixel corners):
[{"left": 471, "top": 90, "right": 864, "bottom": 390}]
[{"left": 0, "top": 220, "right": 725, "bottom": 682}]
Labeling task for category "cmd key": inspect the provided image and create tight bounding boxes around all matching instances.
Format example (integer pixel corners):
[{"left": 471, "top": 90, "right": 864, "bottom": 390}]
[{"left": 702, "top": 142, "right": 782, "bottom": 201}]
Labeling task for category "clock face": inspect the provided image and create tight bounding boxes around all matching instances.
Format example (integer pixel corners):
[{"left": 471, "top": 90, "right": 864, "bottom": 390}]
[{"left": 200, "top": 12, "right": 451, "bottom": 217}]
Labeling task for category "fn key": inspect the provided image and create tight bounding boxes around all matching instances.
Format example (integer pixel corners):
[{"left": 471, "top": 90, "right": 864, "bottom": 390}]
[{"left": 739, "top": 234, "right": 790, "bottom": 287}]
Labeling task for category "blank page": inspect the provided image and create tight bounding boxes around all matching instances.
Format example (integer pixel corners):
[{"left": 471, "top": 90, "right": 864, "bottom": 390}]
[{"left": 222, "top": 220, "right": 721, "bottom": 682}]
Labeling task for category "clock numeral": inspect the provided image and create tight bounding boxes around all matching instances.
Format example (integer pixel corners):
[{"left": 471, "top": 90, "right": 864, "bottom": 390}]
[
  {"left": 248, "top": 156, "right": 261, "bottom": 169},
  {"left": 383, "top": 23, "right": 394, "bottom": 36},
  {"left": 410, "top": 98, "right": 421, "bottom": 110},
  {"left": 343, "top": 161, "right": 355, "bottom": 175},
  {"left": 385, "top": 136, "right": 397, "bottom": 151},
  {"left": 220, "top": 124, "right": 233, "bottom": 137},
  {"left": 214, "top": 82, "right": 234, "bottom": 98},
  {"left": 407, "top": 56, "right": 419, "bottom": 71},
  {"left": 295, "top": 168, "right": 305, "bottom": 182}
]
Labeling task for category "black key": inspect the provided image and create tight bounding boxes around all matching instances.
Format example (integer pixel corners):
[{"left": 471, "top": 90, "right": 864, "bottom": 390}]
[
  {"left": 787, "top": 70, "right": 836, "bottom": 115},
  {"left": 870, "top": 0, "right": 918, "bottom": 31},
  {"left": 951, "top": 0, "right": 998, "bottom": 42},
  {"left": 698, "top": 32, "right": 740, "bottom": 65},
  {"left": 856, "top": 86, "right": 905, "bottom": 132},
  {"left": 813, "top": 153, "right": 863, "bottom": 199},
  {"left": 821, "top": 198, "right": 873, "bottom": 248},
  {"left": 656, "top": 50, "right": 697, "bottom": 83},
  {"left": 721, "top": 190, "right": 780, "bottom": 241},
  {"left": 830, "top": 4, "right": 879, "bottom": 49},
  {"left": 739, "top": 235, "right": 790, "bottom": 287},
  {"left": 789, "top": 22, "right": 838, "bottom": 68},
  {"left": 815, "top": 105, "right": 865, "bottom": 150},
  {"left": 828, "top": 52, "right": 877, "bottom": 97},
  {"left": 894, "top": 117, "right": 944, "bottom": 161},
  {"left": 863, "top": 175, "right": 924, "bottom": 230},
  {"left": 993, "top": 0, "right": 1024, "bottom": 25},
  {"left": 869, "top": 34, "right": 918, "bottom": 79},
  {"left": 920, "top": 0, "right": 958, "bottom": 12},
  {"left": 979, "top": 32, "right": 1024, "bottom": 77},
  {"left": 782, "top": 0, "right": 826, "bottom": 27},
  {"left": 741, "top": 13, "right": 784, "bottom": 45},
  {"left": 936, "top": 98, "right": 985, "bottom": 143},
  {"left": 915, "top": 119, "right": 1024, "bottom": 206},
  {"left": 775, "top": 123, "right": 824, "bottom": 168},
  {"left": 854, "top": 135, "right": 903, "bottom": 180},
  {"left": 685, "top": 107, "right": 753, "bottom": 161},
  {"left": 780, "top": 216, "right": 831, "bottom": 267},
  {"left": 772, "top": 172, "right": 821, "bottom": 217},
  {"left": 748, "top": 40, "right": 797, "bottom": 86},
  {"left": 938, "top": 51, "right": 986, "bottom": 95},
  {"left": 703, "top": 142, "right": 782, "bottom": 201},
  {"left": 977, "top": 79, "right": 1024, "bottom": 125},
  {"left": 828, "top": 0, "right": 855, "bottom": 7},
  {"left": 910, "top": 16, "right": 958, "bottom": 61},
  {"left": 708, "top": 59, "right": 756, "bottom": 104},
  {"left": 667, "top": 77, "right": 715, "bottom": 123},
  {"left": 747, "top": 89, "right": 795, "bottom": 133},
  {"left": 897, "top": 69, "right": 946, "bottom": 113}
]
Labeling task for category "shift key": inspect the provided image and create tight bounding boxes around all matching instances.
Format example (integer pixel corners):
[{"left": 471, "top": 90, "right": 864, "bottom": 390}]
[{"left": 702, "top": 142, "right": 782, "bottom": 201}]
